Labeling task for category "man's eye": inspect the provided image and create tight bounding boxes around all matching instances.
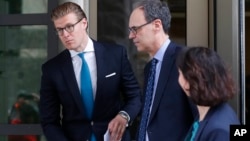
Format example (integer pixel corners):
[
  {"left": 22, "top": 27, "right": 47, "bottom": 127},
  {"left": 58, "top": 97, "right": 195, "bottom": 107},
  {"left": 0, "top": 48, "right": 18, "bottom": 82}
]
[
  {"left": 131, "top": 27, "right": 138, "bottom": 31},
  {"left": 56, "top": 28, "right": 63, "bottom": 32},
  {"left": 66, "top": 25, "right": 73, "bottom": 29},
  {"left": 131, "top": 27, "right": 136, "bottom": 30}
]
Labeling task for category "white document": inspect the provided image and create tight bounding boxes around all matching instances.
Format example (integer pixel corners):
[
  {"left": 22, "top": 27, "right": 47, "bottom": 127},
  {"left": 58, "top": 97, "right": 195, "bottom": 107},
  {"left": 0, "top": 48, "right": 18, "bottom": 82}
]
[{"left": 104, "top": 129, "right": 110, "bottom": 141}]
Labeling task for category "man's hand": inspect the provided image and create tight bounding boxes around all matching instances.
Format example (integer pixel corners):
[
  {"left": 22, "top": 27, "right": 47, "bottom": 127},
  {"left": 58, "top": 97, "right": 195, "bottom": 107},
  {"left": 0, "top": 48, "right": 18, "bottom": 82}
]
[{"left": 107, "top": 114, "right": 128, "bottom": 141}]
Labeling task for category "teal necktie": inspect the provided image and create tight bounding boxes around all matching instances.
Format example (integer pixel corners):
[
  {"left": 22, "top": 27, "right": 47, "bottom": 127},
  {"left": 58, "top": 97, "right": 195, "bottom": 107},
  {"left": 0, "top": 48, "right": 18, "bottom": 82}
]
[
  {"left": 78, "top": 53, "right": 93, "bottom": 119},
  {"left": 78, "top": 53, "right": 96, "bottom": 141}
]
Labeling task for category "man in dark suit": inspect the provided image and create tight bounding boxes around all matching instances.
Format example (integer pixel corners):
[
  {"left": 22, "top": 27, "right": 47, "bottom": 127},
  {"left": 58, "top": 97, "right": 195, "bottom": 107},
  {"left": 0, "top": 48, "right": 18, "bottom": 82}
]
[
  {"left": 39, "top": 2, "right": 141, "bottom": 141},
  {"left": 128, "top": 1, "right": 196, "bottom": 141}
]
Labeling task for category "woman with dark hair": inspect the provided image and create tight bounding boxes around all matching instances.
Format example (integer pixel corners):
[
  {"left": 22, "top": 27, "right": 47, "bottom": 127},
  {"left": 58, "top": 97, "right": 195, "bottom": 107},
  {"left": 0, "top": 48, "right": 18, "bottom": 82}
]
[{"left": 176, "top": 46, "right": 240, "bottom": 141}]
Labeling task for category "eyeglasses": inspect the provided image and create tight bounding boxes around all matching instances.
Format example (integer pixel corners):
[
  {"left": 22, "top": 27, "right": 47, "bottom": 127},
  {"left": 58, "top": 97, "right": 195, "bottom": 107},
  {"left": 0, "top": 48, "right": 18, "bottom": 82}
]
[
  {"left": 128, "top": 20, "right": 155, "bottom": 35},
  {"left": 55, "top": 18, "right": 83, "bottom": 36}
]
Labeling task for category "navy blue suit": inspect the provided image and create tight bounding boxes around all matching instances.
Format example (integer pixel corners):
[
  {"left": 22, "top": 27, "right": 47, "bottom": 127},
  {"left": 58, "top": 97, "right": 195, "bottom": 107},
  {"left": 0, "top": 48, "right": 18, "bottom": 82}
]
[
  {"left": 139, "top": 42, "right": 196, "bottom": 141},
  {"left": 39, "top": 40, "right": 141, "bottom": 141},
  {"left": 192, "top": 103, "right": 240, "bottom": 141}
]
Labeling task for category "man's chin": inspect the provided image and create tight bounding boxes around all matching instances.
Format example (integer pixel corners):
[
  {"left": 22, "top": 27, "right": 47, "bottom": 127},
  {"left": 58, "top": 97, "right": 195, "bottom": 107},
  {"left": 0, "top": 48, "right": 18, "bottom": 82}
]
[
  {"left": 137, "top": 47, "right": 145, "bottom": 53},
  {"left": 65, "top": 45, "right": 75, "bottom": 50}
]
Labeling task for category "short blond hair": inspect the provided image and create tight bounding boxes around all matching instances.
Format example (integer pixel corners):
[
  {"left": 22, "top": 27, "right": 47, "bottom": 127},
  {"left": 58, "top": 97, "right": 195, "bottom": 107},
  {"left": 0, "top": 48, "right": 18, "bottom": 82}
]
[{"left": 51, "top": 2, "right": 87, "bottom": 22}]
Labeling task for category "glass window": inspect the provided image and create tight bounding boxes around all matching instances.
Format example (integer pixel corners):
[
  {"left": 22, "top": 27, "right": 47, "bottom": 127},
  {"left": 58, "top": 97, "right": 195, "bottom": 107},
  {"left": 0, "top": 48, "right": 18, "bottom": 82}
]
[
  {"left": 0, "top": 25, "right": 47, "bottom": 127},
  {"left": 0, "top": 0, "right": 47, "bottom": 14},
  {"left": 167, "top": 0, "right": 186, "bottom": 44}
]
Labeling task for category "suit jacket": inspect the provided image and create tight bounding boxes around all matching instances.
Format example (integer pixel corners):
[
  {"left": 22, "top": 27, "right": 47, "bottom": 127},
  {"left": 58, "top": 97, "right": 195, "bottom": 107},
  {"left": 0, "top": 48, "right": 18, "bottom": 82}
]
[
  {"left": 192, "top": 103, "right": 240, "bottom": 141},
  {"left": 140, "top": 42, "right": 196, "bottom": 141},
  {"left": 39, "top": 40, "right": 142, "bottom": 141}
]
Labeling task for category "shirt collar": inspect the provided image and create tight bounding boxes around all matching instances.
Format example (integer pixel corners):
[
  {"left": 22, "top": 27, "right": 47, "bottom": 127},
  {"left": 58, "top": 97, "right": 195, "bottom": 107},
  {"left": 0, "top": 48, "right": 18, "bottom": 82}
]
[
  {"left": 154, "top": 39, "right": 171, "bottom": 61},
  {"left": 69, "top": 37, "right": 94, "bottom": 57}
]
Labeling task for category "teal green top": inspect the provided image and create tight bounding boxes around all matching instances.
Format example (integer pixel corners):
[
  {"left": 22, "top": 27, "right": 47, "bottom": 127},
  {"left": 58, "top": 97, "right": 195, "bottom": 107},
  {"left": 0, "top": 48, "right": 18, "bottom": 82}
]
[{"left": 185, "top": 121, "right": 199, "bottom": 141}]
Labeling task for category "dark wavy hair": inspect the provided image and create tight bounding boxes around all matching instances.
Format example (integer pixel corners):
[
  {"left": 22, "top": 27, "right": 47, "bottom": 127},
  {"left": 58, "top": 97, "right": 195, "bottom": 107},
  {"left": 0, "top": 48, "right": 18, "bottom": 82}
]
[
  {"left": 176, "top": 47, "right": 237, "bottom": 106},
  {"left": 133, "top": 0, "right": 171, "bottom": 33}
]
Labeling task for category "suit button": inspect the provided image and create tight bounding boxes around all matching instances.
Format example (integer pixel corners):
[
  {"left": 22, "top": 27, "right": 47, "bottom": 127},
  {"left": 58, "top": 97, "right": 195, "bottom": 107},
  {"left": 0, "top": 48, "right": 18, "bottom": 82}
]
[{"left": 91, "top": 121, "right": 94, "bottom": 126}]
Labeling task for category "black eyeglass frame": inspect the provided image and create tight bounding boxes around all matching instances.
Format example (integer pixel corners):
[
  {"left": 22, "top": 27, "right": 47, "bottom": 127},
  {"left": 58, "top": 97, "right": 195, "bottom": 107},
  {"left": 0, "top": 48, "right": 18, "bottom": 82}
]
[
  {"left": 128, "top": 19, "right": 156, "bottom": 35},
  {"left": 55, "top": 18, "right": 83, "bottom": 36}
]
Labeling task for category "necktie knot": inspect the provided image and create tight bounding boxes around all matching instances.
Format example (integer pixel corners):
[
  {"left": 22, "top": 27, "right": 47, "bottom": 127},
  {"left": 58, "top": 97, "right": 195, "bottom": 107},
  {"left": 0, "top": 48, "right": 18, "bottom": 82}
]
[
  {"left": 150, "top": 58, "right": 158, "bottom": 73},
  {"left": 78, "top": 52, "right": 85, "bottom": 60},
  {"left": 152, "top": 58, "right": 158, "bottom": 65}
]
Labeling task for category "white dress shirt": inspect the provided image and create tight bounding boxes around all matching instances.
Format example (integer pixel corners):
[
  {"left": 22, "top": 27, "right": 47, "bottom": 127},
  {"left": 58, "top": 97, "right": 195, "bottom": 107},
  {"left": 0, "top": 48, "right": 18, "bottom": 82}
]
[{"left": 69, "top": 37, "right": 97, "bottom": 100}]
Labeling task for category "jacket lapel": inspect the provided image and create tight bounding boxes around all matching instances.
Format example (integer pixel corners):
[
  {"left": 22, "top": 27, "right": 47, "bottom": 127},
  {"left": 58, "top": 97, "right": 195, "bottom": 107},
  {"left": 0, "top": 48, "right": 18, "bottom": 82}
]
[
  {"left": 148, "top": 42, "right": 177, "bottom": 123},
  {"left": 93, "top": 41, "right": 106, "bottom": 90},
  {"left": 90, "top": 41, "right": 107, "bottom": 118},
  {"left": 60, "top": 50, "right": 85, "bottom": 113}
]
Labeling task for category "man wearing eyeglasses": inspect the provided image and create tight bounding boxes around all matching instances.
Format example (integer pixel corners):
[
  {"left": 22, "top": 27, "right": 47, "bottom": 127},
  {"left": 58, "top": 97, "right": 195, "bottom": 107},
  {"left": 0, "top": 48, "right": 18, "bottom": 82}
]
[
  {"left": 39, "top": 2, "right": 141, "bottom": 141},
  {"left": 128, "top": 1, "right": 197, "bottom": 141}
]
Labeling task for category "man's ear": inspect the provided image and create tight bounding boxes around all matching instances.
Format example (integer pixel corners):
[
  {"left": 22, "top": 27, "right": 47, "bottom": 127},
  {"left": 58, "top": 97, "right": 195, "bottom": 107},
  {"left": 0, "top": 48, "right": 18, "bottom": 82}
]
[{"left": 153, "top": 19, "right": 162, "bottom": 31}]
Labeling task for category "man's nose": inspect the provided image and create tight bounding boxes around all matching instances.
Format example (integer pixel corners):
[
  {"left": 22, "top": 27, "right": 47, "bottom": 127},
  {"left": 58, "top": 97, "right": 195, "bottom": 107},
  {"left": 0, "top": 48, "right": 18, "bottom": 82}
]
[{"left": 128, "top": 31, "right": 135, "bottom": 39}]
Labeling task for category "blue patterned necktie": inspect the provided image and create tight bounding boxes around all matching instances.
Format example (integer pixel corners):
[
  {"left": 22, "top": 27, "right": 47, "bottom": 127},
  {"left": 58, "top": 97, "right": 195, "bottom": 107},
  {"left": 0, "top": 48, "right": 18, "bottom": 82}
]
[
  {"left": 78, "top": 53, "right": 96, "bottom": 141},
  {"left": 138, "top": 58, "right": 158, "bottom": 141}
]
